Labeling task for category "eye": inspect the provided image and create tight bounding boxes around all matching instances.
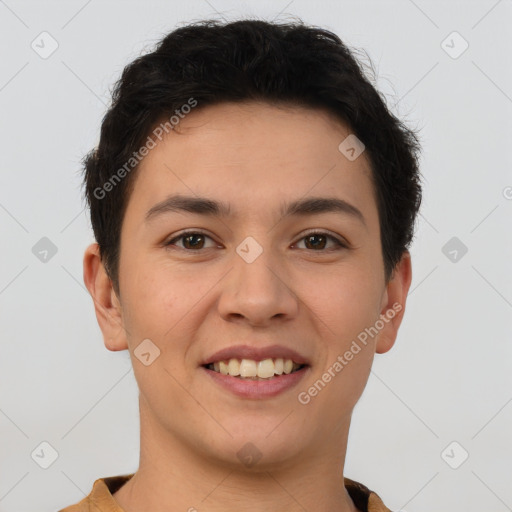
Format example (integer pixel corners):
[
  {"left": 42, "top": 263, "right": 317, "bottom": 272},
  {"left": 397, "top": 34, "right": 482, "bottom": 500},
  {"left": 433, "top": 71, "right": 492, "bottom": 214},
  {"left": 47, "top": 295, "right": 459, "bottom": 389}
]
[
  {"left": 294, "top": 230, "right": 347, "bottom": 251},
  {"left": 165, "top": 231, "right": 218, "bottom": 250}
]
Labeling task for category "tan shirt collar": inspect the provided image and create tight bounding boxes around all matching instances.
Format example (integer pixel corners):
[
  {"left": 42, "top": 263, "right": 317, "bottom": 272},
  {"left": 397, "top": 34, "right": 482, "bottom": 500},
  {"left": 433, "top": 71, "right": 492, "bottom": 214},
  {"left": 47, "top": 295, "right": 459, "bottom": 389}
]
[{"left": 58, "top": 473, "right": 392, "bottom": 512}]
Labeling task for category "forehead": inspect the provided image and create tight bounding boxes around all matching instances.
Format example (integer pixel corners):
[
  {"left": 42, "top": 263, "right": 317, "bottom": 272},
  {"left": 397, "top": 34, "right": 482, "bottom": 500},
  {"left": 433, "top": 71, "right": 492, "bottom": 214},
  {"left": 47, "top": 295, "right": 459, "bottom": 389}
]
[{"left": 127, "top": 101, "right": 377, "bottom": 223}]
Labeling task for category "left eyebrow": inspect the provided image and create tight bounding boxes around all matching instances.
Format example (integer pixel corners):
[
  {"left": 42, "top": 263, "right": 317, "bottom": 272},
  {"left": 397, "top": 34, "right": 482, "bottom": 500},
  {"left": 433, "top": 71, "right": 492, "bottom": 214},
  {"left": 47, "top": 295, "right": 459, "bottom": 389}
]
[
  {"left": 145, "top": 194, "right": 366, "bottom": 228},
  {"left": 281, "top": 196, "right": 366, "bottom": 228}
]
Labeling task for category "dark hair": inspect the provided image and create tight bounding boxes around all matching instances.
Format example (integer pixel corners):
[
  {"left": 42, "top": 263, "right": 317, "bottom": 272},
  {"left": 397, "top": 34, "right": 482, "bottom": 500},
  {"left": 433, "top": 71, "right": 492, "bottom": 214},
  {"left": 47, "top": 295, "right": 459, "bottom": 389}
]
[{"left": 82, "top": 18, "right": 422, "bottom": 295}]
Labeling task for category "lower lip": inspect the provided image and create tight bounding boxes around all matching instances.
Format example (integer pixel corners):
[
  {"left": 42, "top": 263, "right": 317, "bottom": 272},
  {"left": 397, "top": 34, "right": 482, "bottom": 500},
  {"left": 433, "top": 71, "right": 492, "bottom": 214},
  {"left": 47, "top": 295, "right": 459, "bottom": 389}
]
[{"left": 202, "top": 366, "right": 309, "bottom": 399}]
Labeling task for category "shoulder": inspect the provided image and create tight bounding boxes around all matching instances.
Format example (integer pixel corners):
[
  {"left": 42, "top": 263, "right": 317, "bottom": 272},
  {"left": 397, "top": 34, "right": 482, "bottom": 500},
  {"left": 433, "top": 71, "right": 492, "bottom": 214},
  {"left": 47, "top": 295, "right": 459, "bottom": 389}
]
[
  {"left": 57, "top": 474, "right": 134, "bottom": 512},
  {"left": 344, "top": 477, "right": 394, "bottom": 512}
]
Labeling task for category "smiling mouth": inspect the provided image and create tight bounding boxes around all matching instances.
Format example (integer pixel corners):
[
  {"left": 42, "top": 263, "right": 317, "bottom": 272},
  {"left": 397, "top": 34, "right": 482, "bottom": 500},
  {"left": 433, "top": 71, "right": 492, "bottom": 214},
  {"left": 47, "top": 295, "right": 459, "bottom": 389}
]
[{"left": 204, "top": 358, "right": 307, "bottom": 379}]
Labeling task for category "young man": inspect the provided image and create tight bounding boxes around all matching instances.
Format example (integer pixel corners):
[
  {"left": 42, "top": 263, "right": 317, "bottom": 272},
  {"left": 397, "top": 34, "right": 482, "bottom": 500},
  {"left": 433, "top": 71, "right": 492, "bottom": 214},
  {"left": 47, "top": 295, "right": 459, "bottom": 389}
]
[{"left": 60, "top": 19, "right": 421, "bottom": 512}]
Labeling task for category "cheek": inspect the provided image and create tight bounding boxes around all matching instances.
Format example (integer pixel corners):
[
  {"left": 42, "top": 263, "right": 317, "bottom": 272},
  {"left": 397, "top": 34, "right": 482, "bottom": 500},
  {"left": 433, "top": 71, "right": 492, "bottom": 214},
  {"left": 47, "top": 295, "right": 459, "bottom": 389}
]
[
  {"left": 300, "top": 264, "right": 383, "bottom": 338},
  {"left": 121, "top": 266, "right": 196, "bottom": 424},
  {"left": 307, "top": 266, "right": 382, "bottom": 410},
  {"left": 120, "top": 261, "right": 183, "bottom": 350},
  {"left": 300, "top": 280, "right": 378, "bottom": 416},
  {"left": 121, "top": 259, "right": 214, "bottom": 379}
]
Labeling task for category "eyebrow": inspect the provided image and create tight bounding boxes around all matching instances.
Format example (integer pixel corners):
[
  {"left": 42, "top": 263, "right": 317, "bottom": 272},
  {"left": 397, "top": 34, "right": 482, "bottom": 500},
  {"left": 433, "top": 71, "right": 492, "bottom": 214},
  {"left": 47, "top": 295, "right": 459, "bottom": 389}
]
[{"left": 145, "top": 194, "right": 366, "bottom": 227}]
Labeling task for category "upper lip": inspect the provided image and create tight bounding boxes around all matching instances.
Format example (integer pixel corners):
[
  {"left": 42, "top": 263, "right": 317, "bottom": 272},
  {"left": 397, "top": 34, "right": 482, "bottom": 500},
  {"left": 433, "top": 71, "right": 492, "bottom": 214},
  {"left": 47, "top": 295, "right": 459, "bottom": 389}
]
[{"left": 201, "top": 344, "right": 310, "bottom": 366}]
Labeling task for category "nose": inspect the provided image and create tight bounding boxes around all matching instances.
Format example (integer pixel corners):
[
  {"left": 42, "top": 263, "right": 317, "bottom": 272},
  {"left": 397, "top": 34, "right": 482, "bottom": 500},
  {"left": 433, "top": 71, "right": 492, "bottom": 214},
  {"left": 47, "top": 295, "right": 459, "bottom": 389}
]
[{"left": 217, "top": 246, "right": 300, "bottom": 327}]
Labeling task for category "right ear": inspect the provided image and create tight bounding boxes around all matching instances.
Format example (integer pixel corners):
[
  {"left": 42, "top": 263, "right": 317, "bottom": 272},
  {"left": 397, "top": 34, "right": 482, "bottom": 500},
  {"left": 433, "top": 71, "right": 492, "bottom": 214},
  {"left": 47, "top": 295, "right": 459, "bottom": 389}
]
[{"left": 83, "top": 243, "right": 128, "bottom": 351}]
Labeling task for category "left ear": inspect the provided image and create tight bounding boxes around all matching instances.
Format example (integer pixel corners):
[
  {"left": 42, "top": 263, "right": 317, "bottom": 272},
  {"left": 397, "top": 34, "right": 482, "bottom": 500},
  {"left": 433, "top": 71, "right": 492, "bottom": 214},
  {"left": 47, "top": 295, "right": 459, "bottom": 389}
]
[{"left": 375, "top": 250, "right": 412, "bottom": 354}]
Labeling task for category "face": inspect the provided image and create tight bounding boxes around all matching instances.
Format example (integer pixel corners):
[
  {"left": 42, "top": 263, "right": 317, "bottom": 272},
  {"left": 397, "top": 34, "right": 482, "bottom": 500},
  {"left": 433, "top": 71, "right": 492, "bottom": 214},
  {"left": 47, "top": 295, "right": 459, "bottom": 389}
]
[{"left": 87, "top": 101, "right": 411, "bottom": 471}]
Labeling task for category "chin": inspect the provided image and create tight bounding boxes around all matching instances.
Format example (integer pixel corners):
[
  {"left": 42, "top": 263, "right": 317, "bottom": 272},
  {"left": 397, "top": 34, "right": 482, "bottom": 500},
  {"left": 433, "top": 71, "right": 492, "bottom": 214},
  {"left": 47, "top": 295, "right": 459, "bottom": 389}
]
[{"left": 205, "top": 423, "right": 308, "bottom": 471}]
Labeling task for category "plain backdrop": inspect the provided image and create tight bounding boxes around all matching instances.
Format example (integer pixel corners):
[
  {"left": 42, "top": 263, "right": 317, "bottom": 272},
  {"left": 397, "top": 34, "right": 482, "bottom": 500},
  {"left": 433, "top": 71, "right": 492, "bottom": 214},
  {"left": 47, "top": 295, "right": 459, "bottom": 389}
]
[{"left": 1, "top": 1, "right": 511, "bottom": 511}]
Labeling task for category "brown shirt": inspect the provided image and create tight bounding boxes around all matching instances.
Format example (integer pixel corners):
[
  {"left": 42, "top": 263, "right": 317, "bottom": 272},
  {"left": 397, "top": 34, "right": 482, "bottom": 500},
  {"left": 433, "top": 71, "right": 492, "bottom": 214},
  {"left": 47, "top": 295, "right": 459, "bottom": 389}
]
[{"left": 58, "top": 473, "right": 393, "bottom": 512}]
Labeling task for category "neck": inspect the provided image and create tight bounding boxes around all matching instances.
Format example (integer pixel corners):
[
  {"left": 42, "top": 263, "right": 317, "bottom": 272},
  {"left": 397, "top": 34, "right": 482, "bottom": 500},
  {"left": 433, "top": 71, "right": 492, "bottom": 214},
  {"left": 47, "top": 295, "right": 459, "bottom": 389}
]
[{"left": 113, "top": 398, "right": 359, "bottom": 512}]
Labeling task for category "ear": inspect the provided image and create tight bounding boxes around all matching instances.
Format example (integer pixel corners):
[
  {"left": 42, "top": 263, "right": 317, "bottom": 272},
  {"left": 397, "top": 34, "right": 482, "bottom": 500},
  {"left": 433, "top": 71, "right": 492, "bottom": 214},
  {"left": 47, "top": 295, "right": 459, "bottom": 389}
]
[
  {"left": 375, "top": 250, "right": 412, "bottom": 354},
  {"left": 83, "top": 242, "right": 128, "bottom": 352}
]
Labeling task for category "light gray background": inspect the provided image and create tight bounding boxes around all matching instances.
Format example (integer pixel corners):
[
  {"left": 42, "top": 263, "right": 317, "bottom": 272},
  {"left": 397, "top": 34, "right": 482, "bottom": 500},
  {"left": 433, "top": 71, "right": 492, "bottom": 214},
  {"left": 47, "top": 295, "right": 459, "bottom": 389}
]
[{"left": 1, "top": 1, "right": 511, "bottom": 511}]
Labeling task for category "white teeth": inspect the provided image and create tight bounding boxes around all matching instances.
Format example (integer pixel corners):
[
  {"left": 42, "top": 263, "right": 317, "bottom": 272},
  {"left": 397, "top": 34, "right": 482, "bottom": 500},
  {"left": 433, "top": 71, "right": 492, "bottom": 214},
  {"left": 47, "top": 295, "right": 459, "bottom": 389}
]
[
  {"left": 227, "top": 358, "right": 240, "bottom": 376},
  {"left": 257, "top": 359, "right": 275, "bottom": 379},
  {"left": 239, "top": 359, "right": 258, "bottom": 378},
  {"left": 208, "top": 358, "right": 303, "bottom": 378},
  {"left": 219, "top": 361, "right": 229, "bottom": 375}
]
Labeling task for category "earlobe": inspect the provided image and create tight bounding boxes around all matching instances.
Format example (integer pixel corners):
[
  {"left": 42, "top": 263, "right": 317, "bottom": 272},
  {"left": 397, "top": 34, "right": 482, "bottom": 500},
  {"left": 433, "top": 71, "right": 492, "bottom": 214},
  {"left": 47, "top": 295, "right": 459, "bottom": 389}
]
[
  {"left": 83, "top": 243, "right": 128, "bottom": 352},
  {"left": 375, "top": 251, "right": 412, "bottom": 354}
]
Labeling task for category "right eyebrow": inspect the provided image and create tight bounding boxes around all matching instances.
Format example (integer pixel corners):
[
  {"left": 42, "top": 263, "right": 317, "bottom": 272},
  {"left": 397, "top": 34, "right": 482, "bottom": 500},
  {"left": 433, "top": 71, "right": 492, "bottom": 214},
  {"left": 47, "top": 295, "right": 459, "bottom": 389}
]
[{"left": 145, "top": 194, "right": 231, "bottom": 222}]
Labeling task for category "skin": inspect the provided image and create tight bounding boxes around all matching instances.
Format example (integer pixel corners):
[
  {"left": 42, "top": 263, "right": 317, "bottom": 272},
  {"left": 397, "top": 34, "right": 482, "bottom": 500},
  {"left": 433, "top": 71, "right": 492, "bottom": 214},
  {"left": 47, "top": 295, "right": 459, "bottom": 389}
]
[{"left": 84, "top": 101, "right": 412, "bottom": 512}]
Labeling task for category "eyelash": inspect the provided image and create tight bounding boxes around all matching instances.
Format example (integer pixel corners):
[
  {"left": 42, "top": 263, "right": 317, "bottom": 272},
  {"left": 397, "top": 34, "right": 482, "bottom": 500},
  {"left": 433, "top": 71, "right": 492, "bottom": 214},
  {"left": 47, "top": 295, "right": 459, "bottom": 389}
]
[{"left": 164, "top": 229, "right": 348, "bottom": 252}]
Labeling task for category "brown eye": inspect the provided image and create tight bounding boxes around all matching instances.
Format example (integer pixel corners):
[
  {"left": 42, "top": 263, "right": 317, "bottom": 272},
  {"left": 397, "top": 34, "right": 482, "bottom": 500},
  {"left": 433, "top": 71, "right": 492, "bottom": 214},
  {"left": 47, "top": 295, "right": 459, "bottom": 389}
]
[
  {"left": 166, "top": 231, "right": 216, "bottom": 250},
  {"left": 304, "top": 234, "right": 328, "bottom": 250},
  {"left": 182, "top": 233, "right": 205, "bottom": 249},
  {"left": 295, "top": 231, "right": 346, "bottom": 251}
]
